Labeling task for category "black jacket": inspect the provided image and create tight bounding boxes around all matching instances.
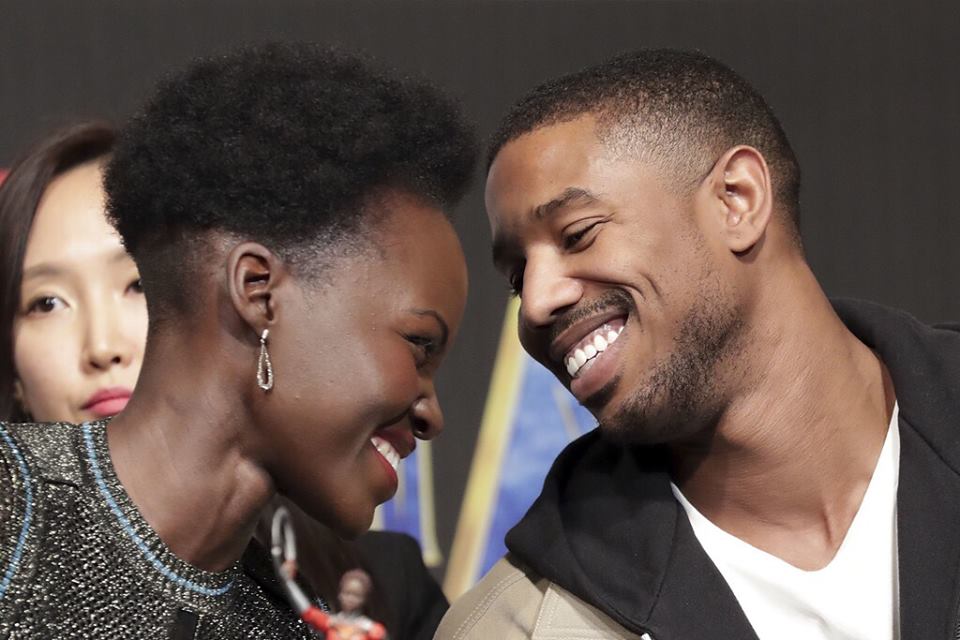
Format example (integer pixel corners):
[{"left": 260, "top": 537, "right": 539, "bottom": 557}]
[{"left": 505, "top": 299, "right": 960, "bottom": 639}]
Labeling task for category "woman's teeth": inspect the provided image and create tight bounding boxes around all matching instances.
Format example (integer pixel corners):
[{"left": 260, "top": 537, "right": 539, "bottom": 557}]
[
  {"left": 565, "top": 324, "right": 624, "bottom": 378},
  {"left": 371, "top": 436, "right": 400, "bottom": 471}
]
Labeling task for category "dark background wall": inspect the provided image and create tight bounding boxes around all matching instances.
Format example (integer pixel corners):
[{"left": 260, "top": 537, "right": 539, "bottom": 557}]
[{"left": 2, "top": 0, "right": 958, "bottom": 576}]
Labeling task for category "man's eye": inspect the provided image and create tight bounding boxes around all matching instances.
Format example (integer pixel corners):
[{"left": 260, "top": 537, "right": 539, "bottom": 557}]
[
  {"left": 562, "top": 222, "right": 599, "bottom": 250},
  {"left": 26, "top": 296, "right": 65, "bottom": 315}
]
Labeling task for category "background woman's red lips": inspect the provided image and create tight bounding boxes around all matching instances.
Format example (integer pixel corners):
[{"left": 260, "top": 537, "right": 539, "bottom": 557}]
[
  {"left": 82, "top": 387, "right": 132, "bottom": 418},
  {"left": 82, "top": 387, "right": 132, "bottom": 409}
]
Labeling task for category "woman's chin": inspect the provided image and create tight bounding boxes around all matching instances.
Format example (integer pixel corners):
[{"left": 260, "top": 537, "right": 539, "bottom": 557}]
[
  {"left": 299, "top": 498, "right": 375, "bottom": 540},
  {"left": 328, "top": 508, "right": 375, "bottom": 540}
]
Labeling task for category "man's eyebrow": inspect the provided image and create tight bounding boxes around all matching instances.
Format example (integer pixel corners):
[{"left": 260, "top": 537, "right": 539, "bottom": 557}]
[
  {"left": 410, "top": 309, "right": 450, "bottom": 348},
  {"left": 533, "top": 187, "right": 601, "bottom": 221},
  {"left": 491, "top": 187, "right": 602, "bottom": 269}
]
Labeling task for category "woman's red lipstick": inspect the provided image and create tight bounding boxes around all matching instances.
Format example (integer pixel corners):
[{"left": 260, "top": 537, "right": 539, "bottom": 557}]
[{"left": 82, "top": 387, "right": 132, "bottom": 418}]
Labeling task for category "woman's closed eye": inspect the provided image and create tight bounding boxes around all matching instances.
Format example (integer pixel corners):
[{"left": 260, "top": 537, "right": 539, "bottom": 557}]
[{"left": 406, "top": 334, "right": 440, "bottom": 365}]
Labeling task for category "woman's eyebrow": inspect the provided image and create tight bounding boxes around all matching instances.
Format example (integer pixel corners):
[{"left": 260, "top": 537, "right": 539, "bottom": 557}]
[
  {"left": 22, "top": 248, "right": 132, "bottom": 281},
  {"left": 21, "top": 262, "right": 65, "bottom": 281}
]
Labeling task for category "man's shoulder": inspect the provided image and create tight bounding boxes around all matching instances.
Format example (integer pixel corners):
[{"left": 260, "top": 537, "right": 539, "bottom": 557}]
[{"left": 438, "top": 556, "right": 645, "bottom": 640}]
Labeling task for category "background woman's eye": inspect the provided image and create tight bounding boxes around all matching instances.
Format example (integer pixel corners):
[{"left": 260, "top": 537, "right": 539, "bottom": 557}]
[
  {"left": 26, "top": 295, "right": 65, "bottom": 315},
  {"left": 128, "top": 278, "right": 144, "bottom": 294}
]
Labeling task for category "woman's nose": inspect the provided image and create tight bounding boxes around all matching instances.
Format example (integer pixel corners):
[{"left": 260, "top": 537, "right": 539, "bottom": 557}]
[
  {"left": 410, "top": 391, "right": 444, "bottom": 440},
  {"left": 82, "top": 301, "right": 134, "bottom": 372}
]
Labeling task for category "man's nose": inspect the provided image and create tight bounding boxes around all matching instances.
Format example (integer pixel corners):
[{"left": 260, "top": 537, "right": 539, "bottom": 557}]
[{"left": 518, "top": 253, "right": 583, "bottom": 330}]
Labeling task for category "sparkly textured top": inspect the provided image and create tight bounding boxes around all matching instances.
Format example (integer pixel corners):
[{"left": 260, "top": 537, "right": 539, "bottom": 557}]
[{"left": 0, "top": 420, "right": 316, "bottom": 639}]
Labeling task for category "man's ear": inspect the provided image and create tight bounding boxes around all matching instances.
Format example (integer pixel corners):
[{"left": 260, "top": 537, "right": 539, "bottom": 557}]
[
  {"left": 702, "top": 145, "right": 773, "bottom": 254},
  {"left": 226, "top": 242, "right": 283, "bottom": 336}
]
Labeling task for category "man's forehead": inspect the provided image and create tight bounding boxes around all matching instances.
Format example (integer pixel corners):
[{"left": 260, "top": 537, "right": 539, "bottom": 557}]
[
  {"left": 487, "top": 117, "right": 603, "bottom": 216},
  {"left": 491, "top": 116, "right": 600, "bottom": 176}
]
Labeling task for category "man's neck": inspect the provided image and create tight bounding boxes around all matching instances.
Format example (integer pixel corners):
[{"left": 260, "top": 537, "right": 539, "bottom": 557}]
[
  {"left": 106, "top": 342, "right": 274, "bottom": 572},
  {"left": 670, "top": 266, "right": 895, "bottom": 570}
]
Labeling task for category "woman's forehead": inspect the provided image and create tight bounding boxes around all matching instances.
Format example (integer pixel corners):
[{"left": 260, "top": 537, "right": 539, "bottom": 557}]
[{"left": 24, "top": 163, "right": 128, "bottom": 273}]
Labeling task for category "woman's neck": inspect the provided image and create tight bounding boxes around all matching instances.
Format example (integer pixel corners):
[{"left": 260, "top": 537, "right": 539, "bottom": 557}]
[{"left": 107, "top": 353, "right": 274, "bottom": 572}]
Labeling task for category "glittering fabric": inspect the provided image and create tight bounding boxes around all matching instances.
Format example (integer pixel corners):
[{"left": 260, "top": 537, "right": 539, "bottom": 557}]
[{"left": 0, "top": 420, "right": 317, "bottom": 639}]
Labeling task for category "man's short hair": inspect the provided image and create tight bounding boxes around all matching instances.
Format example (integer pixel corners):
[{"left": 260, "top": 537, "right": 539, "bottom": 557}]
[
  {"left": 105, "top": 42, "right": 477, "bottom": 325},
  {"left": 489, "top": 49, "right": 801, "bottom": 242}
]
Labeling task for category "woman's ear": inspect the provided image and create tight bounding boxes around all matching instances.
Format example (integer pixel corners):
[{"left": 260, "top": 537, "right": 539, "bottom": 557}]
[
  {"left": 702, "top": 145, "right": 774, "bottom": 254},
  {"left": 226, "top": 242, "right": 284, "bottom": 336}
]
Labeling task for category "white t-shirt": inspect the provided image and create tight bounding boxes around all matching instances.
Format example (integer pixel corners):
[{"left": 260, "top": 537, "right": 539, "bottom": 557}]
[{"left": 671, "top": 404, "right": 900, "bottom": 640}]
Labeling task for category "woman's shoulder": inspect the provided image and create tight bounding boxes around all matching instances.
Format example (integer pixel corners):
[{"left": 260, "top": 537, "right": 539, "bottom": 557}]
[{"left": 0, "top": 420, "right": 89, "bottom": 488}]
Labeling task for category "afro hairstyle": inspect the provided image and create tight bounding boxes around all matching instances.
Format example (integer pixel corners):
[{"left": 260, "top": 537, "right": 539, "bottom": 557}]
[{"left": 105, "top": 42, "right": 477, "bottom": 324}]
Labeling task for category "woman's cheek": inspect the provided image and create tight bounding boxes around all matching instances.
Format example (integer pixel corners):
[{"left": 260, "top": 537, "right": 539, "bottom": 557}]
[{"left": 14, "top": 323, "right": 82, "bottom": 420}]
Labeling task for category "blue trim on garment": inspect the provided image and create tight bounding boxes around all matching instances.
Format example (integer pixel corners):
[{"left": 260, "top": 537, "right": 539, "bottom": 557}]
[
  {"left": 82, "top": 423, "right": 233, "bottom": 596},
  {"left": 0, "top": 423, "right": 33, "bottom": 601}
]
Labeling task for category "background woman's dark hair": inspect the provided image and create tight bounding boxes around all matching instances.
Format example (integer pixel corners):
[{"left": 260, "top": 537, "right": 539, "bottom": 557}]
[
  {"left": 0, "top": 122, "right": 115, "bottom": 421},
  {"left": 104, "top": 42, "right": 478, "bottom": 328}
]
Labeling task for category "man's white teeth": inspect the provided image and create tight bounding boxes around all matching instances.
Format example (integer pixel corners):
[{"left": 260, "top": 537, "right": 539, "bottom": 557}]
[
  {"left": 565, "top": 323, "right": 624, "bottom": 379},
  {"left": 574, "top": 349, "right": 587, "bottom": 367},
  {"left": 371, "top": 436, "right": 399, "bottom": 472}
]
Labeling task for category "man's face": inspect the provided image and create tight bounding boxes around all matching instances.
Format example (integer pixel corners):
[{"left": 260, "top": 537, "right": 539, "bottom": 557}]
[{"left": 487, "top": 115, "right": 744, "bottom": 444}]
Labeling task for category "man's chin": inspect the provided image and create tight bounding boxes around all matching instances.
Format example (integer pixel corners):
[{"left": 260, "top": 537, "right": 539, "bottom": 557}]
[
  {"left": 580, "top": 378, "right": 619, "bottom": 417},
  {"left": 595, "top": 392, "right": 682, "bottom": 446}
]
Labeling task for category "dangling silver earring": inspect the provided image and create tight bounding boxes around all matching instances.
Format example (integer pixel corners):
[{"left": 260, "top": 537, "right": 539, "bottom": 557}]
[{"left": 257, "top": 329, "right": 274, "bottom": 392}]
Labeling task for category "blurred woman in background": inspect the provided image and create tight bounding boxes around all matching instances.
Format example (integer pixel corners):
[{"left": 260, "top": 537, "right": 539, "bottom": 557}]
[{"left": 0, "top": 122, "right": 147, "bottom": 424}]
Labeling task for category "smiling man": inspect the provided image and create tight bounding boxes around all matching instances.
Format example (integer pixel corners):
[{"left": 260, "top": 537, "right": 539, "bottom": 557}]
[{"left": 438, "top": 50, "right": 960, "bottom": 640}]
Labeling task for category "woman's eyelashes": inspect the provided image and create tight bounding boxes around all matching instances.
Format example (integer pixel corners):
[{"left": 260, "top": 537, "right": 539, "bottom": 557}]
[
  {"left": 23, "top": 276, "right": 142, "bottom": 317},
  {"left": 25, "top": 294, "right": 67, "bottom": 316},
  {"left": 405, "top": 333, "right": 440, "bottom": 366}
]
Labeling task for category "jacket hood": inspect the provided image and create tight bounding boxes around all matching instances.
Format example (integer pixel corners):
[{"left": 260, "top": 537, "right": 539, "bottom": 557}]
[{"left": 505, "top": 298, "right": 960, "bottom": 637}]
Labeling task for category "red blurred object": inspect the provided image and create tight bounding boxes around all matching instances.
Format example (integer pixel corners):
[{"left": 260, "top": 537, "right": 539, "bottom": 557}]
[{"left": 0, "top": 169, "right": 7, "bottom": 185}]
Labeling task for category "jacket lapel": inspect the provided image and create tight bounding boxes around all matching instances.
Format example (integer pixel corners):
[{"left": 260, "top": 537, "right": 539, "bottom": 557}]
[
  {"left": 642, "top": 511, "right": 759, "bottom": 640},
  {"left": 834, "top": 298, "right": 960, "bottom": 639},
  {"left": 897, "top": 415, "right": 960, "bottom": 638}
]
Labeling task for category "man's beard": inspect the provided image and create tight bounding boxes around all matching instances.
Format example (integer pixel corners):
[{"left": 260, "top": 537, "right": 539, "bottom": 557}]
[{"left": 598, "top": 285, "right": 744, "bottom": 446}]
